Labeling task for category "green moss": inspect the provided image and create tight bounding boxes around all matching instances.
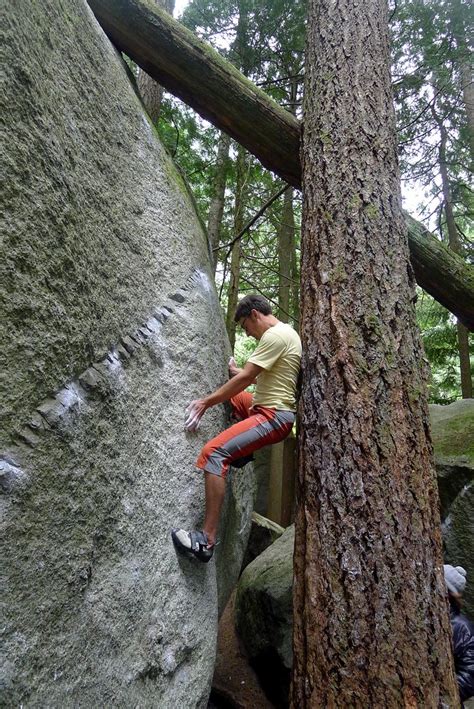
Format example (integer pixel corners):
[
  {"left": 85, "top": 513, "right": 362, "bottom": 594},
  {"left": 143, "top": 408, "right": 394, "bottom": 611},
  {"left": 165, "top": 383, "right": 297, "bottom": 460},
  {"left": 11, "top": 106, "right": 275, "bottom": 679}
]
[
  {"left": 386, "top": 349, "right": 396, "bottom": 367},
  {"left": 407, "top": 384, "right": 423, "bottom": 405},
  {"left": 364, "top": 203, "right": 379, "bottom": 219},
  {"left": 364, "top": 313, "right": 383, "bottom": 341},
  {"left": 431, "top": 404, "right": 474, "bottom": 463},
  {"left": 349, "top": 194, "right": 362, "bottom": 210},
  {"left": 353, "top": 351, "right": 370, "bottom": 374},
  {"left": 319, "top": 131, "right": 333, "bottom": 147},
  {"left": 332, "top": 261, "right": 347, "bottom": 283}
]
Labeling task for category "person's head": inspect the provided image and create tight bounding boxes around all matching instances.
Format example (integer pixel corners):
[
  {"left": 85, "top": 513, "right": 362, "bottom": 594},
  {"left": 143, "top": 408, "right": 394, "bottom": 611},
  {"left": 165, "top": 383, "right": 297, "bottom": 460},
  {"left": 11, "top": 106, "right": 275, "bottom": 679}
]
[
  {"left": 444, "top": 564, "right": 466, "bottom": 613},
  {"left": 234, "top": 294, "right": 274, "bottom": 340}
]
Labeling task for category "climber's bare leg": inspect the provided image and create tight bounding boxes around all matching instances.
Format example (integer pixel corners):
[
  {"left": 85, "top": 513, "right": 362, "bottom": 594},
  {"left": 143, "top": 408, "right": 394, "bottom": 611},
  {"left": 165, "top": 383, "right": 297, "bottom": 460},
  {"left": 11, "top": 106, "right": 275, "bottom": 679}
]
[{"left": 202, "top": 472, "right": 226, "bottom": 547}]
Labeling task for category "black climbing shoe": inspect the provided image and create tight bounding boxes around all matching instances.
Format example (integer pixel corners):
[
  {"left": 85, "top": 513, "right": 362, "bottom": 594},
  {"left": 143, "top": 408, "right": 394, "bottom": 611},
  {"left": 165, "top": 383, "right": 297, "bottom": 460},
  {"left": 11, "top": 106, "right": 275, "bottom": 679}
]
[{"left": 171, "top": 528, "right": 214, "bottom": 563}]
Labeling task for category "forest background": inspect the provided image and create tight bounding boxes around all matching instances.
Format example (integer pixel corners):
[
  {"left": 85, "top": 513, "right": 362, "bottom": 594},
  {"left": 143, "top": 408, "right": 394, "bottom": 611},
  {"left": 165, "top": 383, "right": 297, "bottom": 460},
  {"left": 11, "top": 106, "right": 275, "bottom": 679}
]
[{"left": 130, "top": 0, "right": 473, "bottom": 402}]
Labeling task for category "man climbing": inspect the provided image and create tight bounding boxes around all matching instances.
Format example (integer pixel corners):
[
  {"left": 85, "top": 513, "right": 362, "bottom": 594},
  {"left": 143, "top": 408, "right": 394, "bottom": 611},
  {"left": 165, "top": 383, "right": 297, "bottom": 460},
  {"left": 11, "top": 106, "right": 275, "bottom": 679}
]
[{"left": 172, "top": 294, "right": 301, "bottom": 562}]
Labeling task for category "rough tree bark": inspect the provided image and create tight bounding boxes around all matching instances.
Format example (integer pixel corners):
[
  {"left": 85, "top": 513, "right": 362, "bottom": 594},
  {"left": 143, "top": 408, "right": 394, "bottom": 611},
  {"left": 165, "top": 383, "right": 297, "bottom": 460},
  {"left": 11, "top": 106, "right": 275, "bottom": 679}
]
[
  {"left": 136, "top": 0, "right": 175, "bottom": 123},
  {"left": 207, "top": 132, "right": 231, "bottom": 273},
  {"left": 292, "top": 0, "right": 460, "bottom": 705},
  {"left": 87, "top": 0, "right": 474, "bottom": 329}
]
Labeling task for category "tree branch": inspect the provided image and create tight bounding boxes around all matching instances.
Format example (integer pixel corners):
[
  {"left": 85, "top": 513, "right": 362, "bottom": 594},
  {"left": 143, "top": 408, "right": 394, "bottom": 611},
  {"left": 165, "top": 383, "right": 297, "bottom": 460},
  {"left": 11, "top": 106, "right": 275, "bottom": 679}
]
[{"left": 215, "top": 184, "right": 289, "bottom": 252}]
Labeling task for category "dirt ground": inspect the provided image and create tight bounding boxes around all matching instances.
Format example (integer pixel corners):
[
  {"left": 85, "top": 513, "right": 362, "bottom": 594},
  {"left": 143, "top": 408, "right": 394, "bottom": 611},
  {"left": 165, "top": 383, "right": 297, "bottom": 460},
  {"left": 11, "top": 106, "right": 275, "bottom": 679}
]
[{"left": 210, "top": 591, "right": 275, "bottom": 709}]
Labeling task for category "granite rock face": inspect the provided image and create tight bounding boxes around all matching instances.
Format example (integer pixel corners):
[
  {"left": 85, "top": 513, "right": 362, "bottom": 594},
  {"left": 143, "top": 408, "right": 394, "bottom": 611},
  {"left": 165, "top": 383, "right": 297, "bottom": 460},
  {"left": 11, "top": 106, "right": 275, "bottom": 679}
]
[
  {"left": 216, "top": 463, "right": 256, "bottom": 615},
  {"left": 1, "top": 1, "right": 253, "bottom": 705}
]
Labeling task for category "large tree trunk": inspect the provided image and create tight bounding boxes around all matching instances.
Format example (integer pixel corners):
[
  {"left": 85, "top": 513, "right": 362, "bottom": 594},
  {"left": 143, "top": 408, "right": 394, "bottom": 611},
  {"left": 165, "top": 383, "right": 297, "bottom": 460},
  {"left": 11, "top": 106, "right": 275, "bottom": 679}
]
[
  {"left": 292, "top": 0, "right": 459, "bottom": 705},
  {"left": 136, "top": 0, "right": 175, "bottom": 123},
  {"left": 88, "top": 0, "right": 474, "bottom": 329},
  {"left": 207, "top": 132, "right": 231, "bottom": 273},
  {"left": 435, "top": 109, "right": 473, "bottom": 398}
]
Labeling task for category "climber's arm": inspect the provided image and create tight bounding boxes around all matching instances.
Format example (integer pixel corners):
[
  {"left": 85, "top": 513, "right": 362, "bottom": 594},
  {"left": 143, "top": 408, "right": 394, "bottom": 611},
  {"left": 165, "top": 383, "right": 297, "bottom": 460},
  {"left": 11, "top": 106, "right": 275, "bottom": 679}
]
[{"left": 185, "top": 362, "right": 262, "bottom": 431}]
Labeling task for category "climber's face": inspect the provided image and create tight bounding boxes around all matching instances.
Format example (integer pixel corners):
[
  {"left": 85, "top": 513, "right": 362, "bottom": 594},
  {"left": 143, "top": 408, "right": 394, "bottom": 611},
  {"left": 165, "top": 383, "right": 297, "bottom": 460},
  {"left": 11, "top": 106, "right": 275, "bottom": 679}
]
[{"left": 239, "top": 310, "right": 264, "bottom": 340}]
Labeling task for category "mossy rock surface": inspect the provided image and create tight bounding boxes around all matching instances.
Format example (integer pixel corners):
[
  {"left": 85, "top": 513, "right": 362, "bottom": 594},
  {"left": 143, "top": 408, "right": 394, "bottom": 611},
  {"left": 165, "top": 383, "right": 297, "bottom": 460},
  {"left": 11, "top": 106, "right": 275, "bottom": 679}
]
[{"left": 430, "top": 400, "right": 474, "bottom": 466}]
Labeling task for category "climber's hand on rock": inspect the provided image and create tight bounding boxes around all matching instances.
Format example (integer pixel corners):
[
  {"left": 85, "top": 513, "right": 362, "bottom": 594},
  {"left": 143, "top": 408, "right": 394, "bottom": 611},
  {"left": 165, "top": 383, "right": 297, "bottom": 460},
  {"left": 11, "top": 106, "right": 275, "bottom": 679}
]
[
  {"left": 184, "top": 399, "right": 207, "bottom": 431},
  {"left": 228, "top": 357, "right": 241, "bottom": 378}
]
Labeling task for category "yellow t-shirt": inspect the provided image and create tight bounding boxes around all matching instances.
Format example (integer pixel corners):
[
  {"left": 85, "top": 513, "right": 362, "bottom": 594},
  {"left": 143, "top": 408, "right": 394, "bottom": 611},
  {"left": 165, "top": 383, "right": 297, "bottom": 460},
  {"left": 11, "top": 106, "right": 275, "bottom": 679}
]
[{"left": 248, "top": 322, "right": 301, "bottom": 411}]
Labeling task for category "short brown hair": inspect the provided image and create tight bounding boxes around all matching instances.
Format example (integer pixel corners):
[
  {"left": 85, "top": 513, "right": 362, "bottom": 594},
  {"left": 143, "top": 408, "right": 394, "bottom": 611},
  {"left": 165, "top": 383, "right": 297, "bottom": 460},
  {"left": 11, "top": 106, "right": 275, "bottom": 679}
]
[{"left": 234, "top": 294, "right": 272, "bottom": 322}]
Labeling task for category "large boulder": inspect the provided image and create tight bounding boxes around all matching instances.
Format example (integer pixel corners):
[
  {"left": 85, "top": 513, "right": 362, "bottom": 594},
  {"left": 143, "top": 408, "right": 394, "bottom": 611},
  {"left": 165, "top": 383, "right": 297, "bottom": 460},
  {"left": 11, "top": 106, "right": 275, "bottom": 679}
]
[
  {"left": 241, "top": 511, "right": 285, "bottom": 571},
  {"left": 1, "top": 1, "right": 253, "bottom": 705},
  {"left": 235, "top": 525, "right": 294, "bottom": 707}
]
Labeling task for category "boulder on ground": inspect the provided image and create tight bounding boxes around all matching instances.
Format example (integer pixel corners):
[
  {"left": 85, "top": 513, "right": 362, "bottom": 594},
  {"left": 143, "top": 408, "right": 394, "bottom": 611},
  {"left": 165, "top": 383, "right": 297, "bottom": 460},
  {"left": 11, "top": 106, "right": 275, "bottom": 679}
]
[
  {"left": 430, "top": 400, "right": 474, "bottom": 517},
  {"left": 241, "top": 511, "right": 285, "bottom": 571},
  {"left": 235, "top": 525, "right": 294, "bottom": 707}
]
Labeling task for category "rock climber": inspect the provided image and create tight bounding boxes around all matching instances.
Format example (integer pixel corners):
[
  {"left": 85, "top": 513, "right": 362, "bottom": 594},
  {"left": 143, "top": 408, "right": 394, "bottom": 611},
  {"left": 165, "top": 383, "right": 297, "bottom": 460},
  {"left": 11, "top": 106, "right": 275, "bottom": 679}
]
[{"left": 172, "top": 293, "right": 301, "bottom": 562}]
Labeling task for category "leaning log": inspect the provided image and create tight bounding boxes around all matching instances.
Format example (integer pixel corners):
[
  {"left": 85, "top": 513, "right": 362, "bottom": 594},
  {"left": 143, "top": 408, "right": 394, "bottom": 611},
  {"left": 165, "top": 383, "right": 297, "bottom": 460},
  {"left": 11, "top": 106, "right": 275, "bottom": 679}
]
[
  {"left": 406, "top": 214, "right": 474, "bottom": 330},
  {"left": 88, "top": 0, "right": 474, "bottom": 330}
]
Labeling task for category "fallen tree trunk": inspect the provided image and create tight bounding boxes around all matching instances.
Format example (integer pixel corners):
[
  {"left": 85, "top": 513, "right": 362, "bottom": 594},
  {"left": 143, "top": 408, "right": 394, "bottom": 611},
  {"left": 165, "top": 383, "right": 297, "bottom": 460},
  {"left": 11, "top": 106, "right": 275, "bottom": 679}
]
[
  {"left": 88, "top": 0, "right": 474, "bottom": 330},
  {"left": 405, "top": 214, "right": 474, "bottom": 330}
]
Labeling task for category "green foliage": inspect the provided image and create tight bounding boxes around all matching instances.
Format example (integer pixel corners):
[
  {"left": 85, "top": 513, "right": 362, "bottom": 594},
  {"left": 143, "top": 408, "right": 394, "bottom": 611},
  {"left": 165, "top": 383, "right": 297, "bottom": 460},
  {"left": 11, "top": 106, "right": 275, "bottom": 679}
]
[
  {"left": 416, "top": 290, "right": 472, "bottom": 403},
  {"left": 391, "top": 0, "right": 473, "bottom": 400},
  {"left": 392, "top": 0, "right": 473, "bottom": 252},
  {"left": 234, "top": 331, "right": 257, "bottom": 367},
  {"left": 182, "top": 0, "right": 306, "bottom": 91}
]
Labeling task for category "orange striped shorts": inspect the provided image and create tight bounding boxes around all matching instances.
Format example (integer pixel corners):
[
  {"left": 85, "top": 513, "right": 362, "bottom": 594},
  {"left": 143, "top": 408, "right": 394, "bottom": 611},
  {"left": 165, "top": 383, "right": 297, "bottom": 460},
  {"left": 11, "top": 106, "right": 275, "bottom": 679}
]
[{"left": 196, "top": 391, "right": 295, "bottom": 479}]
